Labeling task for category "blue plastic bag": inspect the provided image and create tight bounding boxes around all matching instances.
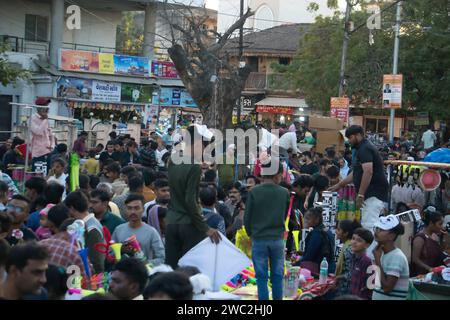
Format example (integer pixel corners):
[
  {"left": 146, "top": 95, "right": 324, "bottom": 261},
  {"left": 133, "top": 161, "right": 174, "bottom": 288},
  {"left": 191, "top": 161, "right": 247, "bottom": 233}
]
[{"left": 424, "top": 148, "right": 450, "bottom": 164}]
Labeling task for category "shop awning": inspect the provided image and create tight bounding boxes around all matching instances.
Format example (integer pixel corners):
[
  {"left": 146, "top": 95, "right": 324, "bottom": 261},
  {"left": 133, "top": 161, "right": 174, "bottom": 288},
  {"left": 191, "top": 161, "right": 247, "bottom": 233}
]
[{"left": 255, "top": 97, "right": 308, "bottom": 114}]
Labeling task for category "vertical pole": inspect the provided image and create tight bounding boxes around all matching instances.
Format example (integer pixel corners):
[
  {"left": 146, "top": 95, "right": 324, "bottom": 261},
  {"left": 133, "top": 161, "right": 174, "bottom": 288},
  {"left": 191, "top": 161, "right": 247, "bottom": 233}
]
[
  {"left": 23, "top": 107, "right": 32, "bottom": 192},
  {"left": 338, "top": 0, "right": 352, "bottom": 97},
  {"left": 237, "top": 0, "right": 244, "bottom": 125},
  {"left": 389, "top": 1, "right": 402, "bottom": 143},
  {"left": 156, "top": 86, "right": 161, "bottom": 132}
]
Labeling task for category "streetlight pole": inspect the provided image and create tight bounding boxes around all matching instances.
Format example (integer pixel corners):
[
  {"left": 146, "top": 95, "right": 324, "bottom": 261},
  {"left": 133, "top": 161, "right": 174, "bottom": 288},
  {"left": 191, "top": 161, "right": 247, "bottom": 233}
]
[
  {"left": 236, "top": 0, "right": 244, "bottom": 125},
  {"left": 389, "top": 1, "right": 402, "bottom": 143},
  {"left": 338, "top": 0, "right": 352, "bottom": 97}
]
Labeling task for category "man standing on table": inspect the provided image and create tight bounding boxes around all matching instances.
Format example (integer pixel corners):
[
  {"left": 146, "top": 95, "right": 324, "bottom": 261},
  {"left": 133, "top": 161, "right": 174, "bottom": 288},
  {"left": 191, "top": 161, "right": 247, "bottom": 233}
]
[
  {"left": 30, "top": 97, "right": 55, "bottom": 172},
  {"left": 165, "top": 124, "right": 221, "bottom": 269},
  {"left": 330, "top": 125, "right": 388, "bottom": 231}
]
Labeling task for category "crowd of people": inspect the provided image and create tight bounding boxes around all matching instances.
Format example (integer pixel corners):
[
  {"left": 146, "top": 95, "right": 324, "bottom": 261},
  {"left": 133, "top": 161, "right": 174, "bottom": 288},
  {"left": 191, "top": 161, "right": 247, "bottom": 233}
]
[{"left": 0, "top": 103, "right": 449, "bottom": 301}]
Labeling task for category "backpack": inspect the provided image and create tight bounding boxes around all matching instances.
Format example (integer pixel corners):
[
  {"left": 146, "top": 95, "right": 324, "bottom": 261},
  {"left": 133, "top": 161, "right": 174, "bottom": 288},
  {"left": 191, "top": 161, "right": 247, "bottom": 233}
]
[{"left": 319, "top": 229, "right": 334, "bottom": 264}]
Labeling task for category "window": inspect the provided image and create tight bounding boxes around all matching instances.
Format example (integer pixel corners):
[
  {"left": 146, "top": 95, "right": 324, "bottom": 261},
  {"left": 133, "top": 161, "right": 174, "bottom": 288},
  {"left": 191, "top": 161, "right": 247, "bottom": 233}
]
[
  {"left": 25, "top": 14, "right": 48, "bottom": 42},
  {"left": 247, "top": 57, "right": 259, "bottom": 72},
  {"left": 279, "top": 58, "right": 290, "bottom": 65}
]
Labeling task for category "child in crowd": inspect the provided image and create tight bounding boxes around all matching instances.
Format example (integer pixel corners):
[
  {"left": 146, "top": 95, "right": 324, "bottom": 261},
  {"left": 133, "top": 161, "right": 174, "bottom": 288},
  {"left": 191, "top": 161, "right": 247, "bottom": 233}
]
[
  {"left": 372, "top": 215, "right": 409, "bottom": 300},
  {"left": 47, "top": 158, "right": 68, "bottom": 187},
  {"left": 297, "top": 207, "right": 336, "bottom": 275},
  {"left": 82, "top": 149, "right": 100, "bottom": 175},
  {"left": 307, "top": 175, "right": 330, "bottom": 209},
  {"left": 35, "top": 204, "right": 54, "bottom": 240},
  {"left": 347, "top": 227, "right": 374, "bottom": 299},
  {"left": 335, "top": 220, "right": 362, "bottom": 295}
]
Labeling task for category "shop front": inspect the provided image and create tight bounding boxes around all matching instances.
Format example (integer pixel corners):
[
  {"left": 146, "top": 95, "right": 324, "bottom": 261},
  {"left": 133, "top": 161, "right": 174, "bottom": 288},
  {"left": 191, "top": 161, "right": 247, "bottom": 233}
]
[{"left": 255, "top": 97, "right": 309, "bottom": 129}]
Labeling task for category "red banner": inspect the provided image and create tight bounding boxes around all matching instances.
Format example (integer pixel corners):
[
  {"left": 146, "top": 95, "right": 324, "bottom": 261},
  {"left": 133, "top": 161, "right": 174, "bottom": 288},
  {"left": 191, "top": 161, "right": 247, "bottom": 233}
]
[
  {"left": 330, "top": 97, "right": 349, "bottom": 125},
  {"left": 256, "top": 106, "right": 294, "bottom": 114}
]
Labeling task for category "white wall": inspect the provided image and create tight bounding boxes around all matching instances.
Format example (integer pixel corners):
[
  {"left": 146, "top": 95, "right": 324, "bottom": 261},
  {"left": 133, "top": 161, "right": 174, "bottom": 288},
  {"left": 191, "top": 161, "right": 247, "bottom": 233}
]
[{"left": 0, "top": 0, "right": 122, "bottom": 50}]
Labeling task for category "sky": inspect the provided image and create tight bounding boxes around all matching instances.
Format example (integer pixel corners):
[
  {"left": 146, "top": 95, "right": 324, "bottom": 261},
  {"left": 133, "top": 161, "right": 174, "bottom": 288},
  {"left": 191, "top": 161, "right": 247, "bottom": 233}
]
[{"left": 205, "top": 0, "right": 347, "bottom": 11}]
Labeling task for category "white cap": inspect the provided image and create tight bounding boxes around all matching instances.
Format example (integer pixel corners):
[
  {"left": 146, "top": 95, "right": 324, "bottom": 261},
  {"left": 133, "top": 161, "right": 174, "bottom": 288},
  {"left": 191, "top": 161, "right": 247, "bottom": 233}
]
[
  {"left": 149, "top": 264, "right": 173, "bottom": 276},
  {"left": 374, "top": 214, "right": 400, "bottom": 231}
]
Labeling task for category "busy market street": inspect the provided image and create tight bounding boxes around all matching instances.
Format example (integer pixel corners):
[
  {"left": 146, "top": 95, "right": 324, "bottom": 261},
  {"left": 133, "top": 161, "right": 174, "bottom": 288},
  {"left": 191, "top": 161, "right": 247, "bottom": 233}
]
[{"left": 0, "top": 0, "right": 449, "bottom": 305}]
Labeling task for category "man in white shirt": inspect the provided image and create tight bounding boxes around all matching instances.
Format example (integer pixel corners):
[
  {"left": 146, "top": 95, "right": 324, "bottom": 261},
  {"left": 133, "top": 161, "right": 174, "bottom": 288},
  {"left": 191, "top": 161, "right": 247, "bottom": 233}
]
[
  {"left": 277, "top": 131, "right": 300, "bottom": 159},
  {"left": 421, "top": 127, "right": 436, "bottom": 151}
]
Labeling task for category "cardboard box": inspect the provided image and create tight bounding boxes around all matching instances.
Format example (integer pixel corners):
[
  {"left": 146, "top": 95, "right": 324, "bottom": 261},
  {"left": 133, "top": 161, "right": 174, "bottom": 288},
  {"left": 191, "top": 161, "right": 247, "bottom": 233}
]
[
  {"left": 395, "top": 222, "right": 414, "bottom": 263},
  {"left": 315, "top": 130, "right": 345, "bottom": 153},
  {"left": 309, "top": 116, "right": 344, "bottom": 130}
]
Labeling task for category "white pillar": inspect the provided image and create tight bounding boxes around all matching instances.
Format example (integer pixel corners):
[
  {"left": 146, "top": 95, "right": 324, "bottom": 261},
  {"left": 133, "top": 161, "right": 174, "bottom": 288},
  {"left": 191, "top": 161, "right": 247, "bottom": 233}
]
[
  {"left": 143, "top": 2, "right": 157, "bottom": 60},
  {"left": 50, "top": 0, "right": 65, "bottom": 67}
]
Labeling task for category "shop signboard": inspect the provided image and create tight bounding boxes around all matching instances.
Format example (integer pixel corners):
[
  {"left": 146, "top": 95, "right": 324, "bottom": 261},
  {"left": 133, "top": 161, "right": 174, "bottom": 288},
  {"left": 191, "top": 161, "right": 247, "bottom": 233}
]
[
  {"left": 172, "top": 88, "right": 181, "bottom": 106},
  {"left": 98, "top": 53, "right": 115, "bottom": 74},
  {"left": 57, "top": 77, "right": 92, "bottom": 99},
  {"left": 382, "top": 74, "right": 403, "bottom": 109},
  {"left": 92, "top": 80, "right": 121, "bottom": 102},
  {"left": 180, "top": 89, "right": 196, "bottom": 107},
  {"left": 114, "top": 54, "right": 150, "bottom": 77},
  {"left": 152, "top": 87, "right": 197, "bottom": 108},
  {"left": 121, "top": 83, "right": 153, "bottom": 103},
  {"left": 59, "top": 49, "right": 99, "bottom": 72},
  {"left": 151, "top": 60, "right": 179, "bottom": 78},
  {"left": 256, "top": 106, "right": 294, "bottom": 114},
  {"left": 330, "top": 97, "right": 349, "bottom": 125},
  {"left": 414, "top": 112, "right": 429, "bottom": 126}
]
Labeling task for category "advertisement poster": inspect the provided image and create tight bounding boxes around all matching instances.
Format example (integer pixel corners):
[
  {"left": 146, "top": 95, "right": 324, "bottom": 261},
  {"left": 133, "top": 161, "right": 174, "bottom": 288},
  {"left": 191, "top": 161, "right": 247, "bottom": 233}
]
[
  {"left": 152, "top": 87, "right": 173, "bottom": 106},
  {"left": 57, "top": 77, "right": 92, "bottom": 99},
  {"left": 59, "top": 49, "right": 99, "bottom": 72},
  {"left": 150, "top": 87, "right": 197, "bottom": 108},
  {"left": 114, "top": 55, "right": 150, "bottom": 77},
  {"left": 121, "top": 83, "right": 153, "bottom": 103},
  {"left": 330, "top": 97, "right": 349, "bottom": 125},
  {"left": 180, "top": 89, "right": 196, "bottom": 107},
  {"left": 98, "top": 53, "right": 115, "bottom": 74},
  {"left": 152, "top": 60, "right": 179, "bottom": 78},
  {"left": 92, "top": 80, "right": 121, "bottom": 102},
  {"left": 172, "top": 88, "right": 181, "bottom": 106},
  {"left": 383, "top": 74, "right": 403, "bottom": 109}
]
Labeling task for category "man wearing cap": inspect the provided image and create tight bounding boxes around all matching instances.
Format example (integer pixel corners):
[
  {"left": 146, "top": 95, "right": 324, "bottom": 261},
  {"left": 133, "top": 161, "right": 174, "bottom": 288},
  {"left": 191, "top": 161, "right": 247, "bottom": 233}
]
[
  {"left": 30, "top": 98, "right": 55, "bottom": 172},
  {"left": 164, "top": 124, "right": 221, "bottom": 269},
  {"left": 330, "top": 125, "right": 388, "bottom": 231}
]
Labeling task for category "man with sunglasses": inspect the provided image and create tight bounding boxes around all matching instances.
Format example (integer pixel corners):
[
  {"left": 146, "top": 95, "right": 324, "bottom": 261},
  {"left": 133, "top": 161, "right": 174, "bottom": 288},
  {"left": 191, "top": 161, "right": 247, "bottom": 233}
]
[{"left": 5, "top": 195, "right": 38, "bottom": 246}]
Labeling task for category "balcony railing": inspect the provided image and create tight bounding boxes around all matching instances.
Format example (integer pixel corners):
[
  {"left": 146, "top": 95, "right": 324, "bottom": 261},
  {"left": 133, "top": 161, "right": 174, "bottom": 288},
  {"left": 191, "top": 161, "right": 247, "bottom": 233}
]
[
  {"left": 0, "top": 35, "right": 143, "bottom": 57},
  {"left": 244, "top": 72, "right": 298, "bottom": 93},
  {"left": 244, "top": 72, "right": 266, "bottom": 91},
  {"left": 0, "top": 35, "right": 49, "bottom": 56}
]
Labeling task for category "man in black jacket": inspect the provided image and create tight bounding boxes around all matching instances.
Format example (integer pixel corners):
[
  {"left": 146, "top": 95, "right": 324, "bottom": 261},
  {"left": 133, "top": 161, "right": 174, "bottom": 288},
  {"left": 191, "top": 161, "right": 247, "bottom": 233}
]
[{"left": 140, "top": 140, "right": 158, "bottom": 170}]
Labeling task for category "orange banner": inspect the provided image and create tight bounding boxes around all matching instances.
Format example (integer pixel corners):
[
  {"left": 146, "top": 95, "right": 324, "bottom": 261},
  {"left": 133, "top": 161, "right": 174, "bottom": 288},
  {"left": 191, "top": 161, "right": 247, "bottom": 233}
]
[
  {"left": 59, "top": 49, "right": 99, "bottom": 73},
  {"left": 330, "top": 97, "right": 349, "bottom": 124}
]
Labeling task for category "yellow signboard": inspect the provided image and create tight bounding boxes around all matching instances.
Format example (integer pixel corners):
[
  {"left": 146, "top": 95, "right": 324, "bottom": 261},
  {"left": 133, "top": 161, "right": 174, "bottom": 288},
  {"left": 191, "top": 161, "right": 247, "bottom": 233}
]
[{"left": 99, "top": 53, "right": 114, "bottom": 74}]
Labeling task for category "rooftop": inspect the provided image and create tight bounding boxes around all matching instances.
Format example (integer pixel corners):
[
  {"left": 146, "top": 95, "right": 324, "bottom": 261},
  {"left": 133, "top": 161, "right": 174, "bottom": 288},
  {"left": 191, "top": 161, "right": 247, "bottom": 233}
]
[{"left": 224, "top": 23, "right": 310, "bottom": 57}]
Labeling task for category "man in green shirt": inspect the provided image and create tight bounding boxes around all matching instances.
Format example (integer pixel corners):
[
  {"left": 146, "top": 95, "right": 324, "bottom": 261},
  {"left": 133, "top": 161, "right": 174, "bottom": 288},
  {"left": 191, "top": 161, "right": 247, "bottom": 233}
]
[
  {"left": 165, "top": 125, "right": 222, "bottom": 269},
  {"left": 90, "top": 189, "right": 125, "bottom": 235},
  {"left": 244, "top": 161, "right": 290, "bottom": 300}
]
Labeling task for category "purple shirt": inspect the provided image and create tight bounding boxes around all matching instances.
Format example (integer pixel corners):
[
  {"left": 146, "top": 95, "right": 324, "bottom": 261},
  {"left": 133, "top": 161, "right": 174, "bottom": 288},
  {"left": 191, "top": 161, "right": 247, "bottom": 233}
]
[
  {"left": 73, "top": 137, "right": 86, "bottom": 157},
  {"left": 350, "top": 252, "right": 373, "bottom": 300}
]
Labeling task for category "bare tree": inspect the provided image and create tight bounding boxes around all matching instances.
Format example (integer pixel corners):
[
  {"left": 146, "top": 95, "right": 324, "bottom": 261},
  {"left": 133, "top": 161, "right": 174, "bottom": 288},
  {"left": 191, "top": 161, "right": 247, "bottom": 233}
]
[{"left": 160, "top": 1, "right": 254, "bottom": 131}]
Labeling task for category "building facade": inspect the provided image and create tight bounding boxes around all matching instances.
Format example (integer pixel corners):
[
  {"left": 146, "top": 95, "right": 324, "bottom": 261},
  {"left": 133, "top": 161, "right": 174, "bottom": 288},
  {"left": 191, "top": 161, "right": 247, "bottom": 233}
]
[{"left": 0, "top": 0, "right": 214, "bottom": 145}]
